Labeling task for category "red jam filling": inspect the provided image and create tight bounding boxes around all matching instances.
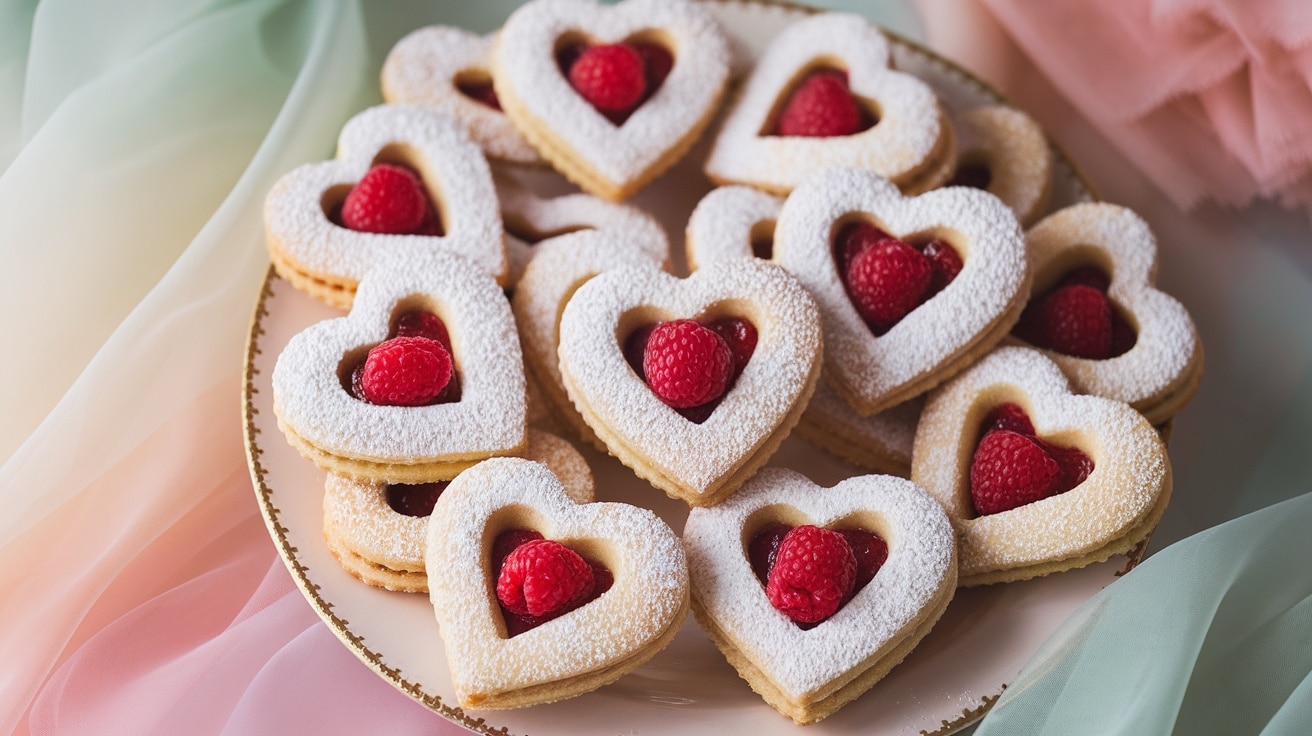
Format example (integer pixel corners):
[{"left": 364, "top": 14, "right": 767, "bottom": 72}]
[
  {"left": 622, "top": 316, "right": 758, "bottom": 424},
  {"left": 834, "top": 222, "right": 963, "bottom": 335},
  {"left": 969, "top": 403, "right": 1094, "bottom": 516}
]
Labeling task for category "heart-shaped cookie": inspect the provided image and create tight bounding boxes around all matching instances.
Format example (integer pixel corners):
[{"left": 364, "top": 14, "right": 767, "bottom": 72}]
[
  {"left": 1010, "top": 203, "right": 1203, "bottom": 424},
  {"left": 704, "top": 13, "right": 953, "bottom": 197},
  {"left": 557, "top": 259, "right": 823, "bottom": 506},
  {"left": 264, "top": 104, "right": 506, "bottom": 309},
  {"left": 774, "top": 167, "right": 1030, "bottom": 416},
  {"left": 947, "top": 105, "right": 1052, "bottom": 226},
  {"left": 683, "top": 467, "right": 956, "bottom": 724},
  {"left": 511, "top": 231, "right": 667, "bottom": 449},
  {"left": 381, "top": 26, "right": 543, "bottom": 165},
  {"left": 272, "top": 251, "right": 526, "bottom": 483},
  {"left": 497, "top": 173, "right": 668, "bottom": 289},
  {"left": 493, "top": 0, "right": 730, "bottom": 200},
  {"left": 685, "top": 185, "right": 919, "bottom": 474},
  {"left": 323, "top": 429, "right": 594, "bottom": 593},
  {"left": 912, "top": 346, "right": 1171, "bottom": 586},
  {"left": 426, "top": 457, "right": 688, "bottom": 708}
]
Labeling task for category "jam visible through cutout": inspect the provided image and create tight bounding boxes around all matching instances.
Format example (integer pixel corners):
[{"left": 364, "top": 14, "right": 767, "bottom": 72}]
[
  {"left": 557, "top": 40, "right": 674, "bottom": 125},
  {"left": 749, "top": 523, "right": 888, "bottom": 628},
  {"left": 385, "top": 481, "right": 451, "bottom": 518},
  {"left": 330, "top": 163, "right": 444, "bottom": 237},
  {"left": 834, "top": 222, "right": 963, "bottom": 335},
  {"left": 1013, "top": 266, "right": 1137, "bottom": 359},
  {"left": 455, "top": 74, "right": 502, "bottom": 111},
  {"left": 969, "top": 403, "right": 1094, "bottom": 516},
  {"left": 623, "top": 316, "right": 758, "bottom": 424},
  {"left": 492, "top": 529, "right": 614, "bottom": 637},
  {"left": 343, "top": 309, "right": 463, "bottom": 406},
  {"left": 769, "top": 69, "right": 877, "bottom": 138}
]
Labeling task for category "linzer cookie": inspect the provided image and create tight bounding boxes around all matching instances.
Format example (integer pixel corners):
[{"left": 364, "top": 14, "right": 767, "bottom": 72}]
[
  {"left": 264, "top": 104, "right": 506, "bottom": 308},
  {"left": 381, "top": 27, "right": 542, "bottom": 165},
  {"left": 1010, "top": 203, "right": 1203, "bottom": 424},
  {"left": 774, "top": 167, "right": 1029, "bottom": 416},
  {"left": 557, "top": 259, "right": 822, "bottom": 506},
  {"left": 272, "top": 251, "right": 526, "bottom": 483},
  {"left": 493, "top": 0, "right": 730, "bottom": 200},
  {"left": 704, "top": 13, "right": 954, "bottom": 196},
  {"left": 426, "top": 458, "right": 688, "bottom": 709},
  {"left": 685, "top": 185, "right": 919, "bottom": 475},
  {"left": 324, "top": 430, "right": 594, "bottom": 593},
  {"left": 683, "top": 468, "right": 956, "bottom": 724},
  {"left": 946, "top": 105, "right": 1052, "bottom": 226},
  {"left": 912, "top": 347, "right": 1171, "bottom": 586},
  {"left": 497, "top": 173, "right": 668, "bottom": 289}
]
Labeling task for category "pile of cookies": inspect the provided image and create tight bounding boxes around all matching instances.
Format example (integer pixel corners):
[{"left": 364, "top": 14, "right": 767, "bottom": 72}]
[{"left": 265, "top": 0, "right": 1202, "bottom": 725}]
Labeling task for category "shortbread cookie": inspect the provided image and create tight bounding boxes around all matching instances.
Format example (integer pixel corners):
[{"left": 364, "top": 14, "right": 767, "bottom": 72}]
[
  {"left": 684, "top": 467, "right": 956, "bottom": 724},
  {"left": 912, "top": 346, "right": 1171, "bottom": 586},
  {"left": 775, "top": 167, "right": 1029, "bottom": 416},
  {"left": 511, "top": 232, "right": 667, "bottom": 449},
  {"left": 323, "top": 429, "right": 593, "bottom": 593},
  {"left": 557, "top": 259, "right": 822, "bottom": 506},
  {"left": 272, "top": 251, "right": 526, "bottom": 483},
  {"left": 497, "top": 173, "right": 668, "bottom": 288},
  {"left": 704, "top": 13, "right": 955, "bottom": 197},
  {"left": 381, "top": 27, "right": 543, "bottom": 165},
  {"left": 493, "top": 0, "right": 730, "bottom": 200},
  {"left": 685, "top": 185, "right": 919, "bottom": 474},
  {"left": 264, "top": 104, "right": 506, "bottom": 308},
  {"left": 426, "top": 458, "right": 689, "bottom": 709},
  {"left": 946, "top": 105, "right": 1052, "bottom": 226},
  {"left": 1010, "top": 203, "right": 1203, "bottom": 424}
]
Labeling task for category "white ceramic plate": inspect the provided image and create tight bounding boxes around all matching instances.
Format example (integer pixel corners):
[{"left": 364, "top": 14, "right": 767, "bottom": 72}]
[{"left": 243, "top": 3, "right": 1125, "bottom": 734}]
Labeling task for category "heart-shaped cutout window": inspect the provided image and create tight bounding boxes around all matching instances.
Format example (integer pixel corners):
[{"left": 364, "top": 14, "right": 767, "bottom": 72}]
[
  {"left": 339, "top": 307, "right": 463, "bottom": 406},
  {"left": 946, "top": 156, "right": 992, "bottom": 190},
  {"left": 384, "top": 481, "right": 451, "bottom": 518},
  {"left": 969, "top": 402, "right": 1093, "bottom": 517},
  {"left": 832, "top": 220, "right": 964, "bottom": 335},
  {"left": 490, "top": 528, "right": 615, "bottom": 637},
  {"left": 1013, "top": 265, "right": 1138, "bottom": 359},
  {"left": 763, "top": 66, "right": 878, "bottom": 138},
  {"left": 454, "top": 68, "right": 502, "bottom": 110},
  {"left": 555, "top": 32, "right": 675, "bottom": 126},
  {"left": 322, "top": 149, "right": 446, "bottom": 236},
  {"left": 621, "top": 314, "right": 758, "bottom": 424},
  {"left": 747, "top": 519, "right": 888, "bottom": 629}
]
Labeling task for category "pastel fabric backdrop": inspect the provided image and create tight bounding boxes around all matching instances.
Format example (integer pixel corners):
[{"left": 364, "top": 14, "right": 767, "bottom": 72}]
[{"left": 1, "top": 1, "right": 1310, "bottom": 735}]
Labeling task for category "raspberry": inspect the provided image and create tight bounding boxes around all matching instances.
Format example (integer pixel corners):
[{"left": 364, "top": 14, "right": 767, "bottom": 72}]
[
  {"left": 970, "top": 430, "right": 1064, "bottom": 516},
  {"left": 340, "top": 164, "right": 441, "bottom": 236},
  {"left": 392, "top": 310, "right": 451, "bottom": 351},
  {"left": 776, "top": 70, "right": 871, "bottom": 138},
  {"left": 980, "top": 402, "right": 1036, "bottom": 437},
  {"left": 835, "top": 221, "right": 895, "bottom": 271},
  {"left": 706, "top": 317, "right": 758, "bottom": 381},
  {"left": 748, "top": 523, "right": 793, "bottom": 585},
  {"left": 642, "top": 319, "right": 733, "bottom": 410},
  {"left": 766, "top": 525, "right": 857, "bottom": 624},
  {"left": 921, "top": 238, "right": 963, "bottom": 298},
  {"left": 359, "top": 336, "right": 452, "bottom": 406},
  {"left": 836, "top": 528, "right": 888, "bottom": 591},
  {"left": 567, "top": 43, "right": 648, "bottom": 123},
  {"left": 496, "top": 539, "right": 595, "bottom": 618},
  {"left": 1014, "top": 284, "right": 1113, "bottom": 359},
  {"left": 456, "top": 78, "right": 501, "bottom": 110},
  {"left": 384, "top": 481, "right": 450, "bottom": 518},
  {"left": 844, "top": 237, "right": 933, "bottom": 334}
]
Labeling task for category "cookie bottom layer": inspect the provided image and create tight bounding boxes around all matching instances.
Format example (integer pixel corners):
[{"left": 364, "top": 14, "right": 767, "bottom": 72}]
[
  {"left": 268, "top": 237, "right": 358, "bottom": 310},
  {"left": 324, "top": 528, "right": 428, "bottom": 593}
]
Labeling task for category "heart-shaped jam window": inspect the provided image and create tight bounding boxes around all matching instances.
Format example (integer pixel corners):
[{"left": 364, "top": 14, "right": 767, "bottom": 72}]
[
  {"left": 1013, "top": 266, "right": 1137, "bottom": 359},
  {"left": 384, "top": 481, "right": 451, "bottom": 518},
  {"left": 490, "top": 529, "right": 615, "bottom": 637},
  {"left": 557, "top": 39, "right": 674, "bottom": 125},
  {"left": 343, "top": 309, "right": 462, "bottom": 406},
  {"left": 748, "top": 522, "right": 888, "bottom": 629},
  {"left": 621, "top": 316, "right": 758, "bottom": 423},
  {"left": 454, "top": 69, "right": 502, "bottom": 111},
  {"left": 328, "top": 162, "right": 444, "bottom": 237},
  {"left": 833, "top": 221, "right": 963, "bottom": 335},
  {"left": 767, "top": 68, "right": 877, "bottom": 138},
  {"left": 969, "top": 402, "right": 1093, "bottom": 516}
]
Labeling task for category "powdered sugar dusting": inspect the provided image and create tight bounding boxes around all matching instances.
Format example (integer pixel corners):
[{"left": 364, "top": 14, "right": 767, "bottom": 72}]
[
  {"left": 264, "top": 104, "right": 506, "bottom": 292},
  {"left": 774, "top": 167, "right": 1028, "bottom": 415},
  {"left": 272, "top": 250, "right": 525, "bottom": 464},
  {"left": 955, "top": 106, "right": 1051, "bottom": 225},
  {"left": 911, "top": 346, "right": 1168, "bottom": 578},
  {"left": 557, "top": 259, "right": 821, "bottom": 495},
  {"left": 704, "top": 13, "right": 944, "bottom": 194},
  {"left": 683, "top": 467, "right": 955, "bottom": 700},
  {"left": 426, "top": 458, "right": 687, "bottom": 700},
  {"left": 1018, "top": 203, "right": 1201, "bottom": 418},
  {"left": 494, "top": 0, "right": 730, "bottom": 185}
]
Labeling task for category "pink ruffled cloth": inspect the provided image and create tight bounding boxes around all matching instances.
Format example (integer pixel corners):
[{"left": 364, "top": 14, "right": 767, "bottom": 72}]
[{"left": 979, "top": 0, "right": 1312, "bottom": 210}]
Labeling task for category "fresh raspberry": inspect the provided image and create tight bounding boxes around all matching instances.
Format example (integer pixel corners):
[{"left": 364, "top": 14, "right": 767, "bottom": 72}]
[
  {"left": 706, "top": 317, "right": 758, "bottom": 381},
  {"left": 384, "top": 481, "right": 450, "bottom": 518},
  {"left": 392, "top": 310, "right": 451, "bottom": 351},
  {"left": 748, "top": 523, "right": 793, "bottom": 585},
  {"left": 642, "top": 319, "right": 734, "bottom": 410},
  {"left": 980, "top": 402, "right": 1036, "bottom": 437},
  {"left": 359, "top": 336, "right": 452, "bottom": 406},
  {"left": 776, "top": 70, "right": 871, "bottom": 138},
  {"left": 496, "top": 539, "right": 596, "bottom": 617},
  {"left": 766, "top": 525, "right": 857, "bottom": 624},
  {"left": 568, "top": 43, "right": 648, "bottom": 122},
  {"left": 340, "top": 164, "right": 441, "bottom": 236},
  {"left": 969, "top": 429, "right": 1064, "bottom": 516},
  {"left": 947, "top": 162, "right": 992, "bottom": 190},
  {"left": 634, "top": 42, "right": 674, "bottom": 92},
  {"left": 456, "top": 78, "right": 501, "bottom": 111},
  {"left": 1014, "top": 284, "right": 1113, "bottom": 359},
  {"left": 921, "top": 238, "right": 963, "bottom": 298},
  {"left": 491, "top": 529, "right": 545, "bottom": 574},
  {"left": 844, "top": 237, "right": 933, "bottom": 334},
  {"left": 836, "top": 528, "right": 888, "bottom": 591},
  {"left": 623, "top": 323, "right": 656, "bottom": 381},
  {"left": 1045, "top": 441, "right": 1095, "bottom": 491},
  {"left": 835, "top": 221, "right": 895, "bottom": 271}
]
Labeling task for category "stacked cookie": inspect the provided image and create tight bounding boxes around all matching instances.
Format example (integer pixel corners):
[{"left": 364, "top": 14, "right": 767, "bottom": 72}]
[{"left": 264, "top": 0, "right": 1202, "bottom": 726}]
